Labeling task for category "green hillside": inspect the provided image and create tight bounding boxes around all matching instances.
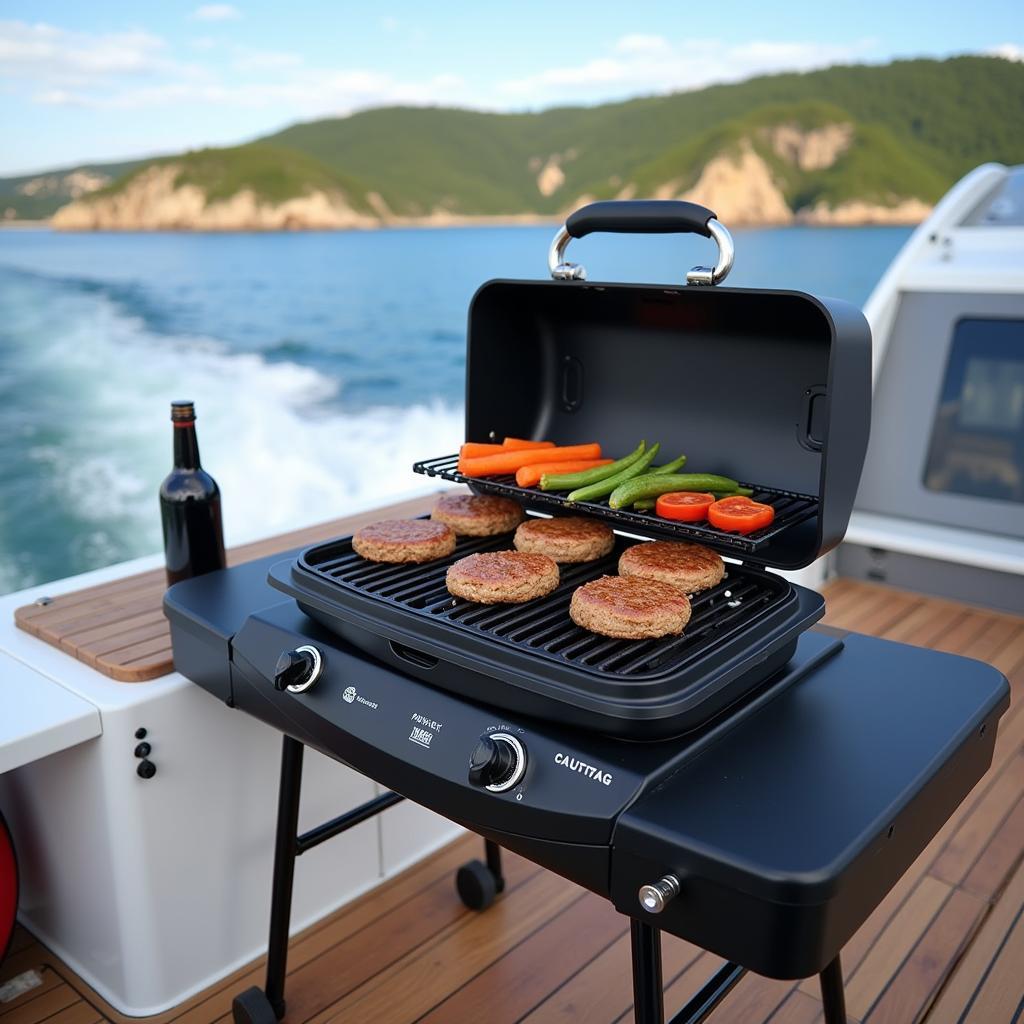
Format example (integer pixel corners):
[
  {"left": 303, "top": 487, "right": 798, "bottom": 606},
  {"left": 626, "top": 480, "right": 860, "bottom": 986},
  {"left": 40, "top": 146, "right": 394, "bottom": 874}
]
[
  {"left": 265, "top": 56, "right": 1023, "bottom": 216},
  {"left": 4, "top": 56, "right": 1023, "bottom": 223}
]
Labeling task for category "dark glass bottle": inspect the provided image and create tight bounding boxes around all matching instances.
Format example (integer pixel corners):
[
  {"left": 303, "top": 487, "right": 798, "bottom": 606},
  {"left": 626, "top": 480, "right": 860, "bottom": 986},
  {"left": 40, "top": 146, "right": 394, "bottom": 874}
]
[{"left": 159, "top": 401, "right": 226, "bottom": 586}]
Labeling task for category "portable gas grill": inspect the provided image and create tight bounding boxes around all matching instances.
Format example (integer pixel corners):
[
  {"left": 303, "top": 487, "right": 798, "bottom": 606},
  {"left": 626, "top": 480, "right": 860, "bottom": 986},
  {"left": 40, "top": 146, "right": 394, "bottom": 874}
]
[{"left": 165, "top": 202, "right": 1011, "bottom": 1024}]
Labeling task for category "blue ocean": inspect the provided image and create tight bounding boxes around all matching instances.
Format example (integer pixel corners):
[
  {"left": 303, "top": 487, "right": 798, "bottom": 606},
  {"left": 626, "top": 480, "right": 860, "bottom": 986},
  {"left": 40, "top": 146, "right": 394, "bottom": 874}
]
[{"left": 0, "top": 224, "right": 911, "bottom": 594}]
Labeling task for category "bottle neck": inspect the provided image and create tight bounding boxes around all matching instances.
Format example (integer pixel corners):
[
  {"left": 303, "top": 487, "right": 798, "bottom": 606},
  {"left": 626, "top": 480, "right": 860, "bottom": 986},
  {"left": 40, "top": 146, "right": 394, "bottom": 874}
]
[{"left": 173, "top": 422, "right": 201, "bottom": 470}]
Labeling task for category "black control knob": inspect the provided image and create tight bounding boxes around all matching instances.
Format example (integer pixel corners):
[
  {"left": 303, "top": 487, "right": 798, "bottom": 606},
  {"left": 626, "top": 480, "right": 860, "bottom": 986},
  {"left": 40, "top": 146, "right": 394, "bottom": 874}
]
[
  {"left": 469, "top": 736, "right": 514, "bottom": 788},
  {"left": 468, "top": 733, "right": 526, "bottom": 792},
  {"left": 137, "top": 759, "right": 157, "bottom": 780},
  {"left": 273, "top": 645, "right": 322, "bottom": 693}
]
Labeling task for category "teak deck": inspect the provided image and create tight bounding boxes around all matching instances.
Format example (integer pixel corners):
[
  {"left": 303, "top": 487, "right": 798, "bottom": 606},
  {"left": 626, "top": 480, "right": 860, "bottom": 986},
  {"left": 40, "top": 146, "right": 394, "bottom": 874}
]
[
  {"left": 12, "top": 495, "right": 439, "bottom": 681},
  {"left": 4, "top": 506, "right": 1024, "bottom": 1021}
]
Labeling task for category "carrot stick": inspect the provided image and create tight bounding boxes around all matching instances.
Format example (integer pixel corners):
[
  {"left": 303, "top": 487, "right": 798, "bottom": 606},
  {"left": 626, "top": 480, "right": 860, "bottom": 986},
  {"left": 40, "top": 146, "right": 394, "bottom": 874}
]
[
  {"left": 502, "top": 438, "right": 555, "bottom": 450},
  {"left": 515, "top": 459, "right": 612, "bottom": 488},
  {"left": 459, "top": 439, "right": 554, "bottom": 459},
  {"left": 460, "top": 442, "right": 505, "bottom": 459},
  {"left": 459, "top": 443, "right": 602, "bottom": 478}
]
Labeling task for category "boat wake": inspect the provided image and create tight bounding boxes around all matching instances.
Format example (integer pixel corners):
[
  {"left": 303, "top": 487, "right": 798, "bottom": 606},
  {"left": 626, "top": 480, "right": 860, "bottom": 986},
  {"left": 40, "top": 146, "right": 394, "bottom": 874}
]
[{"left": 0, "top": 266, "right": 463, "bottom": 594}]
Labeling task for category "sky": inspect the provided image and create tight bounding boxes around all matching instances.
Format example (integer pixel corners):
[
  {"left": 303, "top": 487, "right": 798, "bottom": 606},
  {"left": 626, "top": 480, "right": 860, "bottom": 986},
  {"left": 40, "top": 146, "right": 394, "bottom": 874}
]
[{"left": 1, "top": 0, "right": 1022, "bottom": 176}]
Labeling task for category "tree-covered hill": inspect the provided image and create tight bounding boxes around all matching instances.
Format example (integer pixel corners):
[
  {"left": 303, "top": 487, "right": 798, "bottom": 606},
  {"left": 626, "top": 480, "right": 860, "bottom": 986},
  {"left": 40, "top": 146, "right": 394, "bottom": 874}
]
[{"left": 5, "top": 56, "right": 1022, "bottom": 227}]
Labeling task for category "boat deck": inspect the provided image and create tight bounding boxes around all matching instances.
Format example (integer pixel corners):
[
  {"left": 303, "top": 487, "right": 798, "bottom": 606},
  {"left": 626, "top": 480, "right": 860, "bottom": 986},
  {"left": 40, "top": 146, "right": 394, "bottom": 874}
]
[{"left": 2, "top": 577, "right": 1023, "bottom": 1023}]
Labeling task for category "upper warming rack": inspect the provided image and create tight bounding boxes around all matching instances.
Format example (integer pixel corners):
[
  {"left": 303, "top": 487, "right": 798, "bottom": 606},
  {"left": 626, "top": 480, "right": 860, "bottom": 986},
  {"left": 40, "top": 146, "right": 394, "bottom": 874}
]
[{"left": 412, "top": 453, "right": 819, "bottom": 556}]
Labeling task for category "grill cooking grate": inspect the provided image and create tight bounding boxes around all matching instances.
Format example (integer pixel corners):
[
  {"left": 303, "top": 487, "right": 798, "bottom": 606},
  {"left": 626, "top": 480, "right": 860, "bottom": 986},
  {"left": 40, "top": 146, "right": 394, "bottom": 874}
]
[
  {"left": 298, "top": 530, "right": 790, "bottom": 682},
  {"left": 412, "top": 454, "right": 818, "bottom": 554}
]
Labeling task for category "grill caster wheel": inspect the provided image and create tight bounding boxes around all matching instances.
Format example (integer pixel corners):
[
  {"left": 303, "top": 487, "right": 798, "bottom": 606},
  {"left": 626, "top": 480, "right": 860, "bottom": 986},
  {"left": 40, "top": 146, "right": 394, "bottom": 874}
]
[
  {"left": 232, "top": 987, "right": 279, "bottom": 1024},
  {"left": 456, "top": 858, "right": 503, "bottom": 911}
]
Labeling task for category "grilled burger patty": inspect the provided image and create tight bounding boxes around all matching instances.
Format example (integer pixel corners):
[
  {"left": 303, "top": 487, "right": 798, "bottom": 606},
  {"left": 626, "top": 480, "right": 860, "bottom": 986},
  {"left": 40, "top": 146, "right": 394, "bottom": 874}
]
[
  {"left": 618, "top": 540, "right": 725, "bottom": 594},
  {"left": 570, "top": 575, "right": 692, "bottom": 639},
  {"left": 431, "top": 492, "right": 525, "bottom": 536},
  {"left": 513, "top": 516, "right": 615, "bottom": 563},
  {"left": 447, "top": 550, "right": 559, "bottom": 604},
  {"left": 352, "top": 519, "right": 456, "bottom": 563}
]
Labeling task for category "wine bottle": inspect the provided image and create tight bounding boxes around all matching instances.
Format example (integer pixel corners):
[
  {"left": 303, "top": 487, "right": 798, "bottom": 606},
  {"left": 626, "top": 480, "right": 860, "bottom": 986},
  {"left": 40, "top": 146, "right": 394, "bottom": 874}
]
[{"left": 159, "top": 401, "right": 226, "bottom": 586}]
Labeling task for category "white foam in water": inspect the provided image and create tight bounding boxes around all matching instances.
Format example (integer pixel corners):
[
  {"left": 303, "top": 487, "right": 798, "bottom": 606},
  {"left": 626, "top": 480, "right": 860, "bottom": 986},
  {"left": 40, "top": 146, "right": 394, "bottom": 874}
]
[
  {"left": 0, "top": 268, "right": 464, "bottom": 592},
  {"left": 113, "top": 334, "right": 464, "bottom": 545}
]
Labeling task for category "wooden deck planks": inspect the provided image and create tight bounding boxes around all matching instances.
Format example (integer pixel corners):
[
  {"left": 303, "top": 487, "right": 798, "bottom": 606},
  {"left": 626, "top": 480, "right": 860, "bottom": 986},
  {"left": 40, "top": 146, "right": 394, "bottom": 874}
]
[
  {"left": 2, "top": 575, "right": 1022, "bottom": 1023},
  {"left": 13, "top": 493, "right": 440, "bottom": 681}
]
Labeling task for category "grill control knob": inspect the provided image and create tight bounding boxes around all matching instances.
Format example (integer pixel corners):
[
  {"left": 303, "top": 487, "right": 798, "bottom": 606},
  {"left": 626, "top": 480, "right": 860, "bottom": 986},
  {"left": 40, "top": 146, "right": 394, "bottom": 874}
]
[
  {"left": 468, "top": 733, "right": 526, "bottom": 793},
  {"left": 273, "top": 645, "right": 323, "bottom": 694}
]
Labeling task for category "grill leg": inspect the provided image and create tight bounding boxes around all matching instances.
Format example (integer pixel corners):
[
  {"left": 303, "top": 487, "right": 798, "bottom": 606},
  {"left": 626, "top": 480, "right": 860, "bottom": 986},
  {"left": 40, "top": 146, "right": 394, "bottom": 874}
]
[
  {"left": 263, "top": 736, "right": 304, "bottom": 1020},
  {"left": 630, "top": 919, "right": 665, "bottom": 1024},
  {"left": 484, "top": 839, "right": 505, "bottom": 893},
  {"left": 819, "top": 954, "right": 847, "bottom": 1024}
]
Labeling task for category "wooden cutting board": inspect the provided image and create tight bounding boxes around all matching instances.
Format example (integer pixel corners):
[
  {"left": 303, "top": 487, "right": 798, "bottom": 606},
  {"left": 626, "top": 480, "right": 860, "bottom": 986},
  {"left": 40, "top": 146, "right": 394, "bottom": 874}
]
[{"left": 14, "top": 494, "right": 437, "bottom": 682}]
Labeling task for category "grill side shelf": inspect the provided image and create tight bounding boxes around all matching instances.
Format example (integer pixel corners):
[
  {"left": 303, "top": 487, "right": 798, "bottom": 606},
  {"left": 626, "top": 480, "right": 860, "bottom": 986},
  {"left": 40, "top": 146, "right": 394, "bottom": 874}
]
[{"left": 412, "top": 453, "right": 818, "bottom": 554}]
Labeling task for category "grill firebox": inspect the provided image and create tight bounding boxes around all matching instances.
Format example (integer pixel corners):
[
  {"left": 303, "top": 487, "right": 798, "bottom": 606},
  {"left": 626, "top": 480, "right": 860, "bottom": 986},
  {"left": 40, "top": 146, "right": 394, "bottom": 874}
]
[{"left": 296, "top": 527, "right": 790, "bottom": 684}]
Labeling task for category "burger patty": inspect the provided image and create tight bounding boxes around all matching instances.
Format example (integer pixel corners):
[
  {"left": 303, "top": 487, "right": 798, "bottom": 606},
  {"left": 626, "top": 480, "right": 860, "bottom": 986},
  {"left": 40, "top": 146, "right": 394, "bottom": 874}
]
[
  {"left": 513, "top": 516, "right": 615, "bottom": 563},
  {"left": 431, "top": 492, "right": 525, "bottom": 536},
  {"left": 352, "top": 519, "right": 456, "bottom": 563},
  {"left": 618, "top": 540, "right": 725, "bottom": 594},
  {"left": 570, "top": 575, "right": 692, "bottom": 639},
  {"left": 447, "top": 550, "right": 559, "bottom": 604}
]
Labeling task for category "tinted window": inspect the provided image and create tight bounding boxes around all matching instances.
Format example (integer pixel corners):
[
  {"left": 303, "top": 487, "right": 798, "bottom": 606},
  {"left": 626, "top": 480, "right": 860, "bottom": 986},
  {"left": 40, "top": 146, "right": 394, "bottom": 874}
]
[{"left": 924, "top": 318, "right": 1024, "bottom": 504}]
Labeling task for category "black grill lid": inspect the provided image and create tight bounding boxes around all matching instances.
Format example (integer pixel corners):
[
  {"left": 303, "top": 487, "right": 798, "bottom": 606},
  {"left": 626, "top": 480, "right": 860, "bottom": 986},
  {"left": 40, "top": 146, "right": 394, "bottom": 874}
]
[{"left": 459, "top": 201, "right": 872, "bottom": 570}]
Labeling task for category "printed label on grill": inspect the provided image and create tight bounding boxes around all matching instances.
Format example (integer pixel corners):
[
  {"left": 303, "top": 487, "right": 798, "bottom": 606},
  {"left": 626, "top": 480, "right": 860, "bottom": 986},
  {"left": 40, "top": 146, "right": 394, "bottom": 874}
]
[
  {"left": 340, "top": 686, "right": 378, "bottom": 710},
  {"left": 554, "top": 752, "right": 613, "bottom": 786},
  {"left": 409, "top": 726, "right": 433, "bottom": 748}
]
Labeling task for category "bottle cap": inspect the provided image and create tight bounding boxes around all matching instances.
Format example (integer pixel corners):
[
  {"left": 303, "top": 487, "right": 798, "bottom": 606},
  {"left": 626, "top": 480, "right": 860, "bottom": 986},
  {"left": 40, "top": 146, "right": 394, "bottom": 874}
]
[{"left": 170, "top": 401, "right": 195, "bottom": 423}]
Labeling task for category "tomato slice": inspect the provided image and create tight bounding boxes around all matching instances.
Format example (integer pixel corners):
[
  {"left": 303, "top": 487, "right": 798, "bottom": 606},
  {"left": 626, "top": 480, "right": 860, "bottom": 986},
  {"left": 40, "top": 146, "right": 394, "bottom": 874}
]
[
  {"left": 707, "top": 495, "right": 776, "bottom": 534},
  {"left": 655, "top": 492, "right": 716, "bottom": 521}
]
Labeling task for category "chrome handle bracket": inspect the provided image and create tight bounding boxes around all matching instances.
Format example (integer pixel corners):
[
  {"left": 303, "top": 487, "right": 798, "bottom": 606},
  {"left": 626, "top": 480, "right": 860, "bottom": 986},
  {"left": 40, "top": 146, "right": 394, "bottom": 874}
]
[
  {"left": 548, "top": 225, "right": 587, "bottom": 281},
  {"left": 547, "top": 217, "right": 734, "bottom": 285},
  {"left": 685, "top": 219, "right": 734, "bottom": 286}
]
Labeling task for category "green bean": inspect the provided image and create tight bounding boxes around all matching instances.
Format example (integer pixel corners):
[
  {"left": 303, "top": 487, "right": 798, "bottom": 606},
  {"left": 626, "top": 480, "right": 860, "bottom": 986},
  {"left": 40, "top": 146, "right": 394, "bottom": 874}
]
[
  {"left": 540, "top": 441, "right": 646, "bottom": 491},
  {"left": 626, "top": 456, "right": 689, "bottom": 509},
  {"left": 567, "top": 442, "right": 661, "bottom": 503},
  {"left": 649, "top": 455, "right": 688, "bottom": 476},
  {"left": 609, "top": 472, "right": 741, "bottom": 510}
]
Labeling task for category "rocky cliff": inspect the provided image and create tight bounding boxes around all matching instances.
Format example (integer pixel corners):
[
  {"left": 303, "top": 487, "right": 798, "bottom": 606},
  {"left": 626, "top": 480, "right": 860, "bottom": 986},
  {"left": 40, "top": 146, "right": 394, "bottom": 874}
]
[{"left": 51, "top": 165, "right": 377, "bottom": 231}]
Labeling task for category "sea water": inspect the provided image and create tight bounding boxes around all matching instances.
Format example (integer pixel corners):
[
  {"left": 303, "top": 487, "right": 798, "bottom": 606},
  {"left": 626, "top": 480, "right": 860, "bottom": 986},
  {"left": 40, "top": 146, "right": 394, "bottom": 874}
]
[{"left": 0, "top": 224, "right": 911, "bottom": 593}]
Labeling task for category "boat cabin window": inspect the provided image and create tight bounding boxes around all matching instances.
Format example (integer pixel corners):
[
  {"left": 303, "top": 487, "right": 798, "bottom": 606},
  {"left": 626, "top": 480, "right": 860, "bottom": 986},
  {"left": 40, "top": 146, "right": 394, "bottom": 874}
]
[
  {"left": 924, "top": 318, "right": 1024, "bottom": 504},
  {"left": 963, "top": 168, "right": 1024, "bottom": 226}
]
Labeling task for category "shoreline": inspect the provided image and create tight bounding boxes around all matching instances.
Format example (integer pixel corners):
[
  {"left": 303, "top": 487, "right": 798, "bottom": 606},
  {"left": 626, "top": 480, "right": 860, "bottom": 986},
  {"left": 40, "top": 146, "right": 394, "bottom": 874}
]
[{"left": 1, "top": 215, "right": 926, "bottom": 233}]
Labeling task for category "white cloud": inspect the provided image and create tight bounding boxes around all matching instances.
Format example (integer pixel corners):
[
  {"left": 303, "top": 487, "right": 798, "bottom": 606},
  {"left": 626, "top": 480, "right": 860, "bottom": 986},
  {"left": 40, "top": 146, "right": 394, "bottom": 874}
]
[
  {"left": 29, "top": 60, "right": 470, "bottom": 116},
  {"left": 500, "top": 36, "right": 877, "bottom": 100},
  {"left": 430, "top": 72, "right": 464, "bottom": 91},
  {"left": 191, "top": 5, "right": 241, "bottom": 21},
  {"left": 987, "top": 42, "right": 1024, "bottom": 61},
  {"left": 0, "top": 21, "right": 167, "bottom": 82},
  {"left": 35, "top": 88, "right": 89, "bottom": 106},
  {"left": 231, "top": 47, "right": 302, "bottom": 72},
  {"left": 615, "top": 34, "right": 671, "bottom": 55}
]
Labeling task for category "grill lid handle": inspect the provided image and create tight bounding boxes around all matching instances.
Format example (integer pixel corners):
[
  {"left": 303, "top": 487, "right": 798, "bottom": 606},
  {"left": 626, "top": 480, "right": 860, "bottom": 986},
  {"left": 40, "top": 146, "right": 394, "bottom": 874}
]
[{"left": 548, "top": 199, "right": 734, "bottom": 286}]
